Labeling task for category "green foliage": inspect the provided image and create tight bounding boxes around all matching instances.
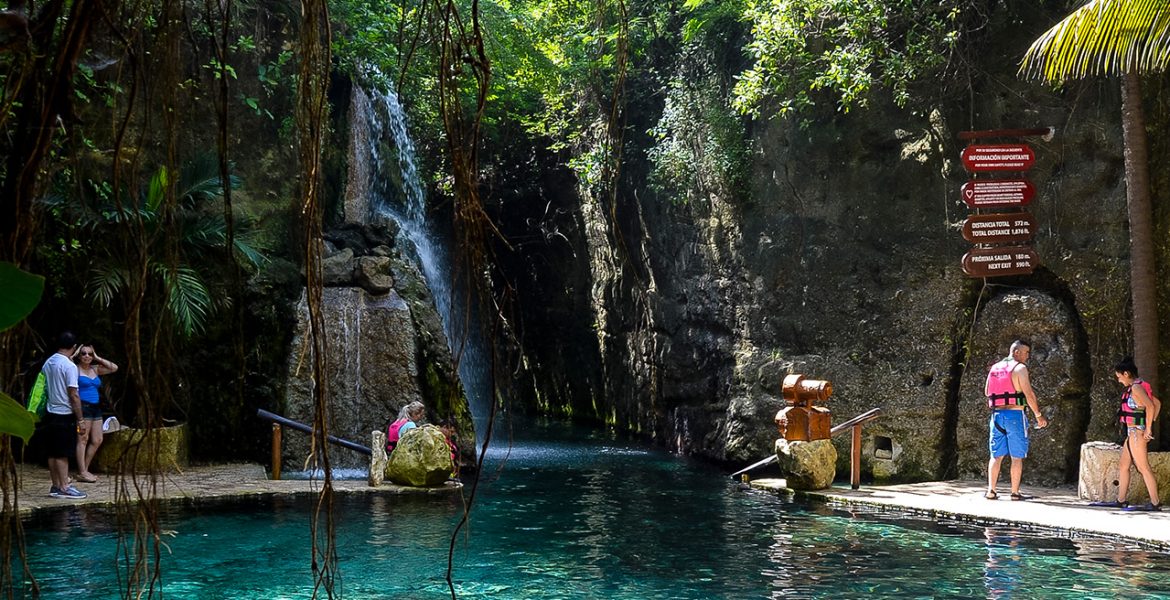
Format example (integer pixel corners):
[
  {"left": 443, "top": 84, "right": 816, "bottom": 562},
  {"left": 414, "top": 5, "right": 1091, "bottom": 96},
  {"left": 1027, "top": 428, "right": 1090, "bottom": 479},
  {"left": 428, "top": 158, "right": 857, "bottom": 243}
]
[
  {"left": 1020, "top": 0, "right": 1170, "bottom": 82},
  {"left": 0, "top": 262, "right": 44, "bottom": 443},
  {"left": 732, "top": 0, "right": 962, "bottom": 117},
  {"left": 0, "top": 262, "right": 44, "bottom": 331},
  {"left": 647, "top": 54, "right": 750, "bottom": 205},
  {"left": 40, "top": 157, "right": 267, "bottom": 336}
]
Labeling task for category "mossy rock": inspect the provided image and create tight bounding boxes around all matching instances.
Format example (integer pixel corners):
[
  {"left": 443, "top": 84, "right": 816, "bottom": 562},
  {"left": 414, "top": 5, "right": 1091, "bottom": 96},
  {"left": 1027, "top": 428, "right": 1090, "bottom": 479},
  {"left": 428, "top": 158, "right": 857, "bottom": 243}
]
[{"left": 93, "top": 424, "right": 190, "bottom": 473}]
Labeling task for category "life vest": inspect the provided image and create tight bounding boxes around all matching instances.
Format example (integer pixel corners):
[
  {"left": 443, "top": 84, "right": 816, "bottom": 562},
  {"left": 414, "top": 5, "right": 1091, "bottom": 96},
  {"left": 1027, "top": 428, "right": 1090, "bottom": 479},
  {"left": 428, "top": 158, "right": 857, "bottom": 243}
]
[
  {"left": 1119, "top": 379, "right": 1153, "bottom": 427},
  {"left": 986, "top": 358, "right": 1026, "bottom": 409},
  {"left": 386, "top": 418, "right": 409, "bottom": 452}
]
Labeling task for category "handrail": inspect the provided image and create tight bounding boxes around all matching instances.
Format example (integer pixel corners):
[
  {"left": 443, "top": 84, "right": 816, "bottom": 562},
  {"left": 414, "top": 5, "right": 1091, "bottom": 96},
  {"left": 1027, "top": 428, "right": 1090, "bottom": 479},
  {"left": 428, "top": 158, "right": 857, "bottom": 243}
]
[
  {"left": 830, "top": 407, "right": 882, "bottom": 436},
  {"left": 257, "top": 409, "right": 372, "bottom": 455}
]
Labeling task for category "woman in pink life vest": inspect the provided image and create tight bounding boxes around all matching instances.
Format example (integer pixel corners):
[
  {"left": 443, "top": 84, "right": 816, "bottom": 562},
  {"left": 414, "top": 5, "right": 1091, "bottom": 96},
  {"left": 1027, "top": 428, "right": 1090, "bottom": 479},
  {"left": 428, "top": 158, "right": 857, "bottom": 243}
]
[
  {"left": 386, "top": 401, "right": 425, "bottom": 453},
  {"left": 1100, "top": 357, "right": 1161, "bottom": 511}
]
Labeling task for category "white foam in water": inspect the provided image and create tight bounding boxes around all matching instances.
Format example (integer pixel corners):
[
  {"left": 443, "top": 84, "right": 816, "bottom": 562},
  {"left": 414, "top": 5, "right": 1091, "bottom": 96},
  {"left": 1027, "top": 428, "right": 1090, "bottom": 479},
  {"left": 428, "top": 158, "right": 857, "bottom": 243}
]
[{"left": 280, "top": 467, "right": 368, "bottom": 481}]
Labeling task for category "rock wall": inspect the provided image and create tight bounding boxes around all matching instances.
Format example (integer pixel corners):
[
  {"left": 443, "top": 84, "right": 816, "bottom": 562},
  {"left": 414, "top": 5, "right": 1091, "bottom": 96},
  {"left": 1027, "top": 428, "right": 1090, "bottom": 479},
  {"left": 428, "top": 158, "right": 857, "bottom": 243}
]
[{"left": 491, "top": 4, "right": 1153, "bottom": 485}]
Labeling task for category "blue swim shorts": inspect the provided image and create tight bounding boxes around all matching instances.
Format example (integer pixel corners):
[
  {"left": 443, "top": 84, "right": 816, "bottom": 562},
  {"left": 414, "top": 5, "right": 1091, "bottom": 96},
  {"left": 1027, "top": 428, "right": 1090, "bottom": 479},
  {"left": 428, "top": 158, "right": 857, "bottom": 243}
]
[{"left": 989, "top": 410, "right": 1029, "bottom": 459}]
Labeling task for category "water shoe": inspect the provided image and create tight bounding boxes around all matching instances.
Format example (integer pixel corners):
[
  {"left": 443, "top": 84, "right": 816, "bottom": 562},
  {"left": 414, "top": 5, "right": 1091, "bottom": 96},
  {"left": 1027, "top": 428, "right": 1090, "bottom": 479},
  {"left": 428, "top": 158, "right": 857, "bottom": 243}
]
[
  {"left": 1122, "top": 502, "right": 1161, "bottom": 512},
  {"left": 1088, "top": 500, "right": 1127, "bottom": 508}
]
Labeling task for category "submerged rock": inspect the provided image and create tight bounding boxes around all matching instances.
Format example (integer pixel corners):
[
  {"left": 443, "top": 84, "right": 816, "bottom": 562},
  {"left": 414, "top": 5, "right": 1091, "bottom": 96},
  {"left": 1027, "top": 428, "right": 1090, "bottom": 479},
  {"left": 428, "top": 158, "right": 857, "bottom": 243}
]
[{"left": 386, "top": 425, "right": 453, "bottom": 486}]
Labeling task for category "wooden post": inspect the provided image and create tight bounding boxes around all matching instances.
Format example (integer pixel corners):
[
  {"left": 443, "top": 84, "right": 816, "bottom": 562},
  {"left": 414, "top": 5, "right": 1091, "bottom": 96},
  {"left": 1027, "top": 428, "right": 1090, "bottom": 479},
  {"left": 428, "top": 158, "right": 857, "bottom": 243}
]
[
  {"left": 851, "top": 424, "right": 862, "bottom": 490},
  {"left": 272, "top": 423, "right": 282, "bottom": 480}
]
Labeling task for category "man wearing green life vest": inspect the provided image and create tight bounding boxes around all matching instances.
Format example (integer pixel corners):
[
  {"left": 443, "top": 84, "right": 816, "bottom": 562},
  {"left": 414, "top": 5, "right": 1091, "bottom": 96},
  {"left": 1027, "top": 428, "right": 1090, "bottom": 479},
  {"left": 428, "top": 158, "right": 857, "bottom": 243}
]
[{"left": 41, "top": 331, "right": 87, "bottom": 499}]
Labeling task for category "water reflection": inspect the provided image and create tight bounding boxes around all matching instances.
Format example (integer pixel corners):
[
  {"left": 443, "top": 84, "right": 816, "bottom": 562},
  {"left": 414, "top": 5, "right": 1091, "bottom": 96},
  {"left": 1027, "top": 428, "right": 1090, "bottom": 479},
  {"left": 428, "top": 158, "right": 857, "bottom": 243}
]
[{"left": 19, "top": 421, "right": 1170, "bottom": 599}]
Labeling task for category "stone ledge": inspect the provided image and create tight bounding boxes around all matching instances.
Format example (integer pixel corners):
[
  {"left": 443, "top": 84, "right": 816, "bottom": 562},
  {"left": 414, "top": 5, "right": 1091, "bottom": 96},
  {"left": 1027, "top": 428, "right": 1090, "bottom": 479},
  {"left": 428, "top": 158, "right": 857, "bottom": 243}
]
[{"left": 1078, "top": 441, "right": 1170, "bottom": 504}]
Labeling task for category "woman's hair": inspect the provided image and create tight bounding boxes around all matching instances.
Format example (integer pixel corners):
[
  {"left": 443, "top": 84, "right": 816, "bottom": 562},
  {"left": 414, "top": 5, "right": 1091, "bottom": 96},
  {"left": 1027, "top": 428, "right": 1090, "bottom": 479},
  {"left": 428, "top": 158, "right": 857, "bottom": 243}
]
[
  {"left": 1115, "top": 356, "right": 1139, "bottom": 377},
  {"left": 397, "top": 401, "right": 425, "bottom": 421}
]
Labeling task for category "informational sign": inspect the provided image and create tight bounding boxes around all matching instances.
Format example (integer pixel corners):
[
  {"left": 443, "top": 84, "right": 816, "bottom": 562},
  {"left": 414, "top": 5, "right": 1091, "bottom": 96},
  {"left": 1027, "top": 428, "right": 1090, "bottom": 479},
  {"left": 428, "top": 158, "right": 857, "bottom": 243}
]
[
  {"left": 961, "top": 246, "right": 1038, "bottom": 278},
  {"left": 961, "top": 179, "right": 1035, "bottom": 208},
  {"left": 961, "top": 144, "right": 1035, "bottom": 172},
  {"left": 962, "top": 212, "right": 1036, "bottom": 244}
]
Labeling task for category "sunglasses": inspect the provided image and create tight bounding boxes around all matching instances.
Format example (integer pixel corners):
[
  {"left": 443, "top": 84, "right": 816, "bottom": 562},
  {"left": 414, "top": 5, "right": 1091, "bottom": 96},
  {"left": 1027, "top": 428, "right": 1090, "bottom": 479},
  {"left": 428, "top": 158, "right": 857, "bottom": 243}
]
[{"left": 79, "top": 352, "right": 93, "bottom": 356}]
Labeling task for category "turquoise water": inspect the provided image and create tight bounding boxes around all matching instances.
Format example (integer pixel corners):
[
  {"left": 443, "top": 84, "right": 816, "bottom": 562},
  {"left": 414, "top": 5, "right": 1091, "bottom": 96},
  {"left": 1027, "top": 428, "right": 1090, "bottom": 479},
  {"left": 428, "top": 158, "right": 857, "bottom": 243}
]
[{"left": 20, "top": 421, "right": 1170, "bottom": 598}]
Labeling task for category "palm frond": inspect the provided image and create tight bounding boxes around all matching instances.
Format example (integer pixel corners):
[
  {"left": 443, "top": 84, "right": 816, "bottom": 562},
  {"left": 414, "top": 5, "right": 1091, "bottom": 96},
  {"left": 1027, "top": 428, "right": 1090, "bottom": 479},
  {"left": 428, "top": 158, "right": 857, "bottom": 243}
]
[
  {"left": 178, "top": 154, "right": 240, "bottom": 205},
  {"left": 233, "top": 233, "right": 270, "bottom": 270},
  {"left": 1020, "top": 0, "right": 1170, "bottom": 81},
  {"left": 87, "top": 264, "right": 130, "bottom": 308},
  {"left": 153, "top": 264, "right": 213, "bottom": 336},
  {"left": 145, "top": 167, "right": 169, "bottom": 214}
]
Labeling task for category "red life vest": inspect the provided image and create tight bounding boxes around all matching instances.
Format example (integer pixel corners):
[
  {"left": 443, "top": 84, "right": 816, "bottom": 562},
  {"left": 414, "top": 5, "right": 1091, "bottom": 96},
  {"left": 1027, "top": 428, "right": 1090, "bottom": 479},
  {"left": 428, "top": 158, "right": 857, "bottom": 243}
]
[
  {"left": 386, "top": 418, "right": 409, "bottom": 452},
  {"left": 1119, "top": 379, "right": 1153, "bottom": 427},
  {"left": 986, "top": 358, "right": 1026, "bottom": 409}
]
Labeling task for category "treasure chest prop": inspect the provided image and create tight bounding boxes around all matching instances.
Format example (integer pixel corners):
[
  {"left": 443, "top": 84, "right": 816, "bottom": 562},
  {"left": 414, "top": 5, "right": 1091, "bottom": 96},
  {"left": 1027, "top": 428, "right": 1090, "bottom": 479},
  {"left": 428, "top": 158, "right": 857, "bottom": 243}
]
[{"left": 775, "top": 374, "right": 832, "bottom": 442}]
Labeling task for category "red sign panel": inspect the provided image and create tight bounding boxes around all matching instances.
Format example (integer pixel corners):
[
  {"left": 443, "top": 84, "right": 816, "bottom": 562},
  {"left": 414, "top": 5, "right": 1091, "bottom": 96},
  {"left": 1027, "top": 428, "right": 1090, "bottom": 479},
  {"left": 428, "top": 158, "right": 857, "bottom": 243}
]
[
  {"left": 961, "top": 179, "right": 1035, "bottom": 208},
  {"left": 962, "top": 213, "right": 1037, "bottom": 244},
  {"left": 961, "top": 144, "right": 1035, "bottom": 172},
  {"left": 962, "top": 246, "right": 1038, "bottom": 278}
]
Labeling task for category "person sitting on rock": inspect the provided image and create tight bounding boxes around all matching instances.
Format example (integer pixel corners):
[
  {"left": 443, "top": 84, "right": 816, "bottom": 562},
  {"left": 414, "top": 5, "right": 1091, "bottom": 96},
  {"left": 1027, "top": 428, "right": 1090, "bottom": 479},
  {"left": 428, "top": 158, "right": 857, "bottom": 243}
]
[{"left": 386, "top": 401, "right": 425, "bottom": 453}]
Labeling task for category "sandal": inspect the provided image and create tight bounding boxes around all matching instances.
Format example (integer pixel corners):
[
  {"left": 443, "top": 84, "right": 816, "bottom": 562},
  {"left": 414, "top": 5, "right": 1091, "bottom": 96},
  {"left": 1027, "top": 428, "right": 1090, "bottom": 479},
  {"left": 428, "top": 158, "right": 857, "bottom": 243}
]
[
  {"left": 1089, "top": 500, "right": 1127, "bottom": 508},
  {"left": 984, "top": 490, "right": 998, "bottom": 500},
  {"left": 1122, "top": 502, "right": 1161, "bottom": 512},
  {"left": 75, "top": 474, "right": 98, "bottom": 484},
  {"left": 1010, "top": 493, "right": 1029, "bottom": 501}
]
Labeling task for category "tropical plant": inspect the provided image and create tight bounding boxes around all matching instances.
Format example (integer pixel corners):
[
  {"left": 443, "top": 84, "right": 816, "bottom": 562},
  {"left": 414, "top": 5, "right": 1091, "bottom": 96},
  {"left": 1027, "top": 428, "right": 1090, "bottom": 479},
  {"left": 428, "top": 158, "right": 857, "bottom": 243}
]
[
  {"left": 731, "top": 0, "right": 964, "bottom": 118},
  {"left": 0, "top": 262, "right": 43, "bottom": 443},
  {"left": 40, "top": 157, "right": 266, "bottom": 336},
  {"left": 1019, "top": 0, "right": 1170, "bottom": 394}
]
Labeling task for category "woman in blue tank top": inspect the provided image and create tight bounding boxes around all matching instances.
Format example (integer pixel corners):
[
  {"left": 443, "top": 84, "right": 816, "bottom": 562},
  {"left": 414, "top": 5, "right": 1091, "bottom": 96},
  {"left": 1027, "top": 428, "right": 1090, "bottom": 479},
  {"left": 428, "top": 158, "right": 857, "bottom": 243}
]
[{"left": 73, "top": 344, "right": 118, "bottom": 483}]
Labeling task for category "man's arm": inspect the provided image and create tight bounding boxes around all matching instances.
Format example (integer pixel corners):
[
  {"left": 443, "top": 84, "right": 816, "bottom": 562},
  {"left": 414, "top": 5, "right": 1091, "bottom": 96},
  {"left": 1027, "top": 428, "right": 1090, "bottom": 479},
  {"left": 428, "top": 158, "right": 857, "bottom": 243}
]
[{"left": 1014, "top": 366, "right": 1048, "bottom": 428}]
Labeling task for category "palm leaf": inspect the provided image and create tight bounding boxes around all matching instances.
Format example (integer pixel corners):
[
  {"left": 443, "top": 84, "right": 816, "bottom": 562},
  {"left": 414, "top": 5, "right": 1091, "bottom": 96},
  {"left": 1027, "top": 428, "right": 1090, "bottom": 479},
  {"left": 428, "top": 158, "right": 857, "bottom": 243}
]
[
  {"left": 153, "top": 264, "right": 213, "bottom": 336},
  {"left": 145, "top": 167, "right": 169, "bottom": 213},
  {"left": 1020, "top": 0, "right": 1170, "bottom": 81},
  {"left": 87, "top": 263, "right": 130, "bottom": 308}
]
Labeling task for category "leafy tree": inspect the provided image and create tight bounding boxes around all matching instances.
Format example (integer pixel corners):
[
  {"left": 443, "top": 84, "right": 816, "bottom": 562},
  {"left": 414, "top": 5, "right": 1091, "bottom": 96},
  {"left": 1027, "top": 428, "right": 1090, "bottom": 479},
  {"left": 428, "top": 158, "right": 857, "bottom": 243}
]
[
  {"left": 731, "top": 0, "right": 964, "bottom": 117},
  {"left": 1019, "top": 0, "right": 1170, "bottom": 395},
  {"left": 40, "top": 157, "right": 265, "bottom": 337}
]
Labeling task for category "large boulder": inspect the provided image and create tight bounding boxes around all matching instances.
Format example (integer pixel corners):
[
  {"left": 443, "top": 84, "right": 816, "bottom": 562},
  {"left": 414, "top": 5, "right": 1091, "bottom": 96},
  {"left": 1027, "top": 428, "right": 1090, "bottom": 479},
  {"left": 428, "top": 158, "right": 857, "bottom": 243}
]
[
  {"left": 775, "top": 438, "right": 837, "bottom": 490},
  {"left": 385, "top": 425, "right": 453, "bottom": 486}
]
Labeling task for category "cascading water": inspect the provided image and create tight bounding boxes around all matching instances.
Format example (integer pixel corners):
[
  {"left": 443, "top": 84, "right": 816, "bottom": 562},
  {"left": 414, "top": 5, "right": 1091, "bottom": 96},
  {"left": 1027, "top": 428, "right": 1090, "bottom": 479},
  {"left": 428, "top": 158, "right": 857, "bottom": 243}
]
[{"left": 358, "top": 84, "right": 492, "bottom": 438}]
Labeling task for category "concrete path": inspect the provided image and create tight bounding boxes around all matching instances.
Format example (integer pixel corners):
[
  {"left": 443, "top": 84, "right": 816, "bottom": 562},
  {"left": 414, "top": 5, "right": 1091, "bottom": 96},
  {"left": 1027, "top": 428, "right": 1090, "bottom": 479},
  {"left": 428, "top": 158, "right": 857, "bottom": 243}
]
[
  {"left": 9, "top": 463, "right": 460, "bottom": 516},
  {"left": 751, "top": 478, "right": 1170, "bottom": 549}
]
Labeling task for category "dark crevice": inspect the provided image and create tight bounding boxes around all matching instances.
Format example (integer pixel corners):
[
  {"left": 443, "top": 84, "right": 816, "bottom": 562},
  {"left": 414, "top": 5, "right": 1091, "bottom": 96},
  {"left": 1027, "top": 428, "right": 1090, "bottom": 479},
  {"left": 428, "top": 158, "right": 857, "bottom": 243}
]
[{"left": 940, "top": 278, "right": 985, "bottom": 480}]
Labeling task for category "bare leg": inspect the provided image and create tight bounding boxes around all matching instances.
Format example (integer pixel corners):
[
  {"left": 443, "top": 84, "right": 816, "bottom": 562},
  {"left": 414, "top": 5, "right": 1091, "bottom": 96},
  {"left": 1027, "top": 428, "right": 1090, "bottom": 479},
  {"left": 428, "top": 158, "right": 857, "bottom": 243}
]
[
  {"left": 1118, "top": 439, "right": 1134, "bottom": 503},
  {"left": 987, "top": 455, "right": 1005, "bottom": 492},
  {"left": 80, "top": 424, "right": 103, "bottom": 477},
  {"left": 1128, "top": 432, "right": 1160, "bottom": 505},
  {"left": 48, "top": 456, "right": 69, "bottom": 490},
  {"left": 75, "top": 432, "right": 88, "bottom": 478},
  {"left": 1009, "top": 457, "right": 1024, "bottom": 495}
]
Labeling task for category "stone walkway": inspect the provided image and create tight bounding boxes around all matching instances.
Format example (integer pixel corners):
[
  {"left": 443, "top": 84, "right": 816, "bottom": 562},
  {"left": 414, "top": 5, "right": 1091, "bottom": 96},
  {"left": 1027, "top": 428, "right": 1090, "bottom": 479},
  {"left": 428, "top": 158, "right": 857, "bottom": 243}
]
[
  {"left": 751, "top": 478, "right": 1170, "bottom": 548},
  {"left": 10, "top": 463, "right": 461, "bottom": 516}
]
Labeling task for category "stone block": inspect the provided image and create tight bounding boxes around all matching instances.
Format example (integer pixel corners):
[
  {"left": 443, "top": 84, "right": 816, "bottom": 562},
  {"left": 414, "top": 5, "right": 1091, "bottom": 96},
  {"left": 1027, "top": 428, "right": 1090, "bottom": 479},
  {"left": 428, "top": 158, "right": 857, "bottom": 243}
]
[
  {"left": 1078, "top": 441, "right": 1170, "bottom": 504},
  {"left": 93, "top": 424, "right": 189, "bottom": 473},
  {"left": 370, "top": 430, "right": 387, "bottom": 487}
]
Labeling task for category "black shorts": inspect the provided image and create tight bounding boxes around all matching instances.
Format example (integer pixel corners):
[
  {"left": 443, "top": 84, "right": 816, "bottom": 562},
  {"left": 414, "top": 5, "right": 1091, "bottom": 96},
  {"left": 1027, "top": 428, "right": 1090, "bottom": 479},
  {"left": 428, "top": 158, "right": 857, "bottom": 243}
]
[
  {"left": 41, "top": 413, "right": 77, "bottom": 458},
  {"left": 81, "top": 403, "right": 102, "bottom": 420}
]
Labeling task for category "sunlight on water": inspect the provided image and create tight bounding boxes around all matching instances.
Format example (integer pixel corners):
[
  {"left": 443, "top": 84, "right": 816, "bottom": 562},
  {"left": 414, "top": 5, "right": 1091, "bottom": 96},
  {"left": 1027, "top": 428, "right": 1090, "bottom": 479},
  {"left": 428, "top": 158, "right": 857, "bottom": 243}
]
[{"left": 18, "top": 420, "right": 1170, "bottom": 599}]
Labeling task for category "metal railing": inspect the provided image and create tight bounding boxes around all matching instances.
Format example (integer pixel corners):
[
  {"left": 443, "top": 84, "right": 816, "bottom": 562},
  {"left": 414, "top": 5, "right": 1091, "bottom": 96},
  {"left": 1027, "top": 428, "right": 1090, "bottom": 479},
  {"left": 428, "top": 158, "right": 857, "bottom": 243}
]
[
  {"left": 830, "top": 407, "right": 883, "bottom": 490},
  {"left": 256, "top": 408, "right": 373, "bottom": 480}
]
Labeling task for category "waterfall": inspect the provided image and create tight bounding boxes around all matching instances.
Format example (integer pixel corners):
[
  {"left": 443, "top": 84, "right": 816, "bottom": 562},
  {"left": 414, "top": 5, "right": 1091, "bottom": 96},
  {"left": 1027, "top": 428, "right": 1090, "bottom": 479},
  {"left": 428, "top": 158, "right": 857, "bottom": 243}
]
[{"left": 359, "top": 84, "right": 492, "bottom": 438}]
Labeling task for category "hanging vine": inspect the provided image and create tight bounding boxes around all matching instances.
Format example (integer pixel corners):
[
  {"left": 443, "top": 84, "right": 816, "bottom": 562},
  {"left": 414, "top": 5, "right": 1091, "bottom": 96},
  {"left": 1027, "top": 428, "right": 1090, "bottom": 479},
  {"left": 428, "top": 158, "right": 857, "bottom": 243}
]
[{"left": 295, "top": 0, "right": 337, "bottom": 595}]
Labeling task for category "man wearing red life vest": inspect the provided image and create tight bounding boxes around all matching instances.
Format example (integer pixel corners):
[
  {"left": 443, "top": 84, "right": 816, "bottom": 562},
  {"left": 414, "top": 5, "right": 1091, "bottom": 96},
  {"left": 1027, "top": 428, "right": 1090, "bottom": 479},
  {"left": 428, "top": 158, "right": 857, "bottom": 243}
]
[{"left": 984, "top": 340, "right": 1048, "bottom": 501}]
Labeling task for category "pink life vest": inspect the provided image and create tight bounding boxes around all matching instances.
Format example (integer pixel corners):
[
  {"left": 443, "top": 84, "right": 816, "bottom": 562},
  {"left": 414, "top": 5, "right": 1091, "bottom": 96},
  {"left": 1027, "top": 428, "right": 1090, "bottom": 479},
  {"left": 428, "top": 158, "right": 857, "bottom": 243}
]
[
  {"left": 1119, "top": 379, "right": 1153, "bottom": 427},
  {"left": 985, "top": 358, "right": 1026, "bottom": 409},
  {"left": 386, "top": 418, "right": 410, "bottom": 451}
]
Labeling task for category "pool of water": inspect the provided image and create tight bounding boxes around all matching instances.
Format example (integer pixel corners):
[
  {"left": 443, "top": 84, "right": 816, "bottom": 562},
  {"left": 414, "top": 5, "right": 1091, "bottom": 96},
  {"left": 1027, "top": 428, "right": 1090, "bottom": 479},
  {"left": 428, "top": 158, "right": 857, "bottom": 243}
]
[{"left": 19, "top": 420, "right": 1170, "bottom": 598}]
